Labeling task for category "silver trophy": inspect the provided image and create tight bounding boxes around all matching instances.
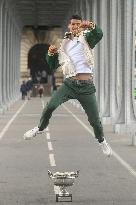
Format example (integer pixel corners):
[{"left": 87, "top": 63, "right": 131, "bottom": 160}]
[{"left": 48, "top": 170, "right": 79, "bottom": 202}]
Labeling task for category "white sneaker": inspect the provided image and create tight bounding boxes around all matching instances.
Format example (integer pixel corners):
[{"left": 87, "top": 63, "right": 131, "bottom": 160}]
[
  {"left": 100, "top": 139, "right": 112, "bottom": 157},
  {"left": 23, "top": 126, "right": 39, "bottom": 140}
]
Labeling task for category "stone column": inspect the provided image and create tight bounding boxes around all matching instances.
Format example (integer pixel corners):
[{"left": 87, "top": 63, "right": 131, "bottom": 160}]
[
  {"left": 99, "top": 0, "right": 109, "bottom": 119},
  {"left": 80, "top": 0, "right": 86, "bottom": 19},
  {"left": 10, "top": 22, "right": 14, "bottom": 102},
  {"left": 85, "top": 0, "right": 92, "bottom": 20},
  {"left": 0, "top": 1, "right": 3, "bottom": 113},
  {"left": 16, "top": 32, "right": 21, "bottom": 100},
  {"left": 109, "top": 0, "right": 118, "bottom": 120},
  {"left": 75, "top": 0, "right": 82, "bottom": 17},
  {"left": 2, "top": 2, "right": 8, "bottom": 112},
  {"left": 92, "top": 0, "right": 101, "bottom": 112},
  {"left": 12, "top": 25, "right": 15, "bottom": 101},
  {"left": 13, "top": 29, "right": 16, "bottom": 100},
  {"left": 100, "top": 0, "right": 112, "bottom": 124},
  {"left": 6, "top": 10, "right": 11, "bottom": 107},
  {"left": 9, "top": 17, "right": 13, "bottom": 102},
  {"left": 114, "top": 0, "right": 136, "bottom": 133}
]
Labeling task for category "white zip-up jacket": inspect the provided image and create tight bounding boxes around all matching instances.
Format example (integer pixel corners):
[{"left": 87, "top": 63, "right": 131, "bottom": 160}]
[
  {"left": 46, "top": 25, "right": 103, "bottom": 78},
  {"left": 58, "top": 32, "right": 95, "bottom": 78}
]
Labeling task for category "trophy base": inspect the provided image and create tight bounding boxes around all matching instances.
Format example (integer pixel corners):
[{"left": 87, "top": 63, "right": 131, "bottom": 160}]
[{"left": 56, "top": 194, "right": 72, "bottom": 202}]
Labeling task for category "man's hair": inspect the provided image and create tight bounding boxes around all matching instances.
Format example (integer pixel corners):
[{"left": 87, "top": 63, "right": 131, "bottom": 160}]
[{"left": 69, "top": 14, "right": 82, "bottom": 22}]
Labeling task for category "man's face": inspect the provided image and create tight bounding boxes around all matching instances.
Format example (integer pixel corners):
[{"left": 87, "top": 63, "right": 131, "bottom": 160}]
[{"left": 68, "top": 19, "right": 82, "bottom": 34}]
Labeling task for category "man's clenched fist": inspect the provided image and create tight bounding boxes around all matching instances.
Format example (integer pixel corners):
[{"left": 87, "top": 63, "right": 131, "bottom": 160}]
[{"left": 48, "top": 45, "right": 58, "bottom": 54}]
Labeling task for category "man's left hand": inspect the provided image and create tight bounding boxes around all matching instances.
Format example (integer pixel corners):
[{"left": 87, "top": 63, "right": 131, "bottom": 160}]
[{"left": 80, "top": 20, "right": 95, "bottom": 30}]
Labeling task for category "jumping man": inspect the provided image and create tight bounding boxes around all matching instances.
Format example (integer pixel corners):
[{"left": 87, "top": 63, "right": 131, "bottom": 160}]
[{"left": 24, "top": 15, "right": 112, "bottom": 157}]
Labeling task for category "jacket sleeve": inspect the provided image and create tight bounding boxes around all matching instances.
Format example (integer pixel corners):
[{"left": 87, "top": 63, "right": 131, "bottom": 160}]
[
  {"left": 85, "top": 25, "right": 103, "bottom": 49},
  {"left": 46, "top": 53, "right": 60, "bottom": 70}
]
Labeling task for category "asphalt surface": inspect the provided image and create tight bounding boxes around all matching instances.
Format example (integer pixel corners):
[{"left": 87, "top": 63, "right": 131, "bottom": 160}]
[{"left": 0, "top": 97, "right": 136, "bottom": 205}]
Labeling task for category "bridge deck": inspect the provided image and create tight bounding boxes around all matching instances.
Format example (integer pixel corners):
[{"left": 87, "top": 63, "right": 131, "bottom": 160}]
[{"left": 0, "top": 97, "right": 136, "bottom": 205}]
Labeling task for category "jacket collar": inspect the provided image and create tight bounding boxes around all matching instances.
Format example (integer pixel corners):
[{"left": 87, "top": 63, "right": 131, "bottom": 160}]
[{"left": 63, "top": 31, "right": 81, "bottom": 39}]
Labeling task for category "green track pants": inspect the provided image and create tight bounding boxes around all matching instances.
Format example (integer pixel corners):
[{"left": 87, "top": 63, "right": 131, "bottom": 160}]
[{"left": 38, "top": 78, "right": 104, "bottom": 143}]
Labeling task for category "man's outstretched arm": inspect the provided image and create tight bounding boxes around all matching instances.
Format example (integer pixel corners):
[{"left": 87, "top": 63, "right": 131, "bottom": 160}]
[
  {"left": 84, "top": 22, "right": 103, "bottom": 49},
  {"left": 46, "top": 45, "right": 60, "bottom": 70}
]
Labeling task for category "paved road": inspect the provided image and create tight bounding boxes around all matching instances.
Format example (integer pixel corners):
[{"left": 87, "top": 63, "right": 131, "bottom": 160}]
[{"left": 0, "top": 97, "right": 136, "bottom": 205}]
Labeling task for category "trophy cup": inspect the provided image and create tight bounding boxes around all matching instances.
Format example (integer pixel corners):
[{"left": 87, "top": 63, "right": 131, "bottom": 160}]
[{"left": 48, "top": 170, "right": 79, "bottom": 202}]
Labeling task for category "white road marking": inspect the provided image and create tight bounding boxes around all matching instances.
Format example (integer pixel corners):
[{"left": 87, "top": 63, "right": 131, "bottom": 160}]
[
  {"left": 48, "top": 141, "right": 53, "bottom": 151},
  {"left": 41, "top": 99, "right": 45, "bottom": 109},
  {"left": 0, "top": 101, "right": 27, "bottom": 140},
  {"left": 41, "top": 100, "right": 59, "bottom": 194},
  {"left": 112, "top": 151, "right": 136, "bottom": 177},
  {"left": 46, "top": 132, "right": 50, "bottom": 140},
  {"left": 49, "top": 153, "right": 56, "bottom": 166},
  {"left": 54, "top": 185, "right": 61, "bottom": 194},
  {"left": 45, "top": 127, "right": 49, "bottom": 132},
  {"left": 63, "top": 104, "right": 136, "bottom": 179}
]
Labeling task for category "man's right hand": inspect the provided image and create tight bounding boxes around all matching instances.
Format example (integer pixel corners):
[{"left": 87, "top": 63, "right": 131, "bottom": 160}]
[{"left": 48, "top": 45, "right": 58, "bottom": 54}]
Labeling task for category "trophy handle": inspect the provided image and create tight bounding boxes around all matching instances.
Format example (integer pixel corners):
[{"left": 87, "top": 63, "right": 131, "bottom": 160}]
[
  {"left": 75, "top": 170, "right": 80, "bottom": 177},
  {"left": 48, "top": 170, "right": 53, "bottom": 178}
]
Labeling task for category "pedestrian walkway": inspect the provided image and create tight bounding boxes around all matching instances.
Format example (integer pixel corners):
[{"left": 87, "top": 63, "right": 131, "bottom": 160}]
[{"left": 0, "top": 97, "right": 136, "bottom": 205}]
